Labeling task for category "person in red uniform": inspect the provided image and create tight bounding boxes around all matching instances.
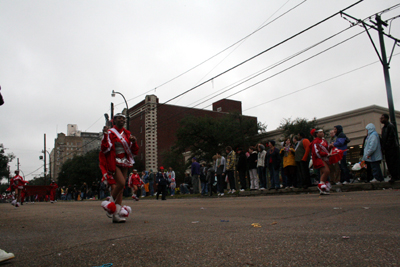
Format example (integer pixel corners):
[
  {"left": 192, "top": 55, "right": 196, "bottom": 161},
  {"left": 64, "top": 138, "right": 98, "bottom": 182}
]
[
  {"left": 99, "top": 113, "right": 139, "bottom": 223},
  {"left": 50, "top": 180, "right": 58, "bottom": 203},
  {"left": 128, "top": 169, "right": 143, "bottom": 201},
  {"left": 310, "top": 129, "right": 331, "bottom": 195},
  {"left": 11, "top": 171, "right": 28, "bottom": 207}
]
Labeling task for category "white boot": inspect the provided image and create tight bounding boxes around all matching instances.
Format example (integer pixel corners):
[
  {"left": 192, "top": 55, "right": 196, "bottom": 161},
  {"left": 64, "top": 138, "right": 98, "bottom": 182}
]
[
  {"left": 0, "top": 249, "right": 15, "bottom": 263},
  {"left": 112, "top": 204, "right": 126, "bottom": 223}
]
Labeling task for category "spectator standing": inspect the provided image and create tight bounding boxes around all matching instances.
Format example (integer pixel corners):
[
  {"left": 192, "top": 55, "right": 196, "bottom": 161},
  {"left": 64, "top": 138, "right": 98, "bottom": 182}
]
[
  {"left": 280, "top": 138, "right": 297, "bottom": 188},
  {"left": 363, "top": 123, "right": 384, "bottom": 182},
  {"left": 328, "top": 130, "right": 341, "bottom": 184},
  {"left": 236, "top": 147, "right": 247, "bottom": 191},
  {"left": 167, "top": 167, "right": 176, "bottom": 196},
  {"left": 247, "top": 146, "right": 259, "bottom": 190},
  {"left": 73, "top": 184, "right": 78, "bottom": 201},
  {"left": 225, "top": 146, "right": 237, "bottom": 193},
  {"left": 200, "top": 163, "right": 208, "bottom": 196},
  {"left": 156, "top": 167, "right": 168, "bottom": 200},
  {"left": 80, "top": 183, "right": 87, "bottom": 201},
  {"left": 99, "top": 181, "right": 106, "bottom": 199},
  {"left": 295, "top": 132, "right": 311, "bottom": 189},
  {"left": 50, "top": 180, "right": 58, "bottom": 204},
  {"left": 67, "top": 185, "right": 74, "bottom": 201},
  {"left": 148, "top": 169, "right": 155, "bottom": 196},
  {"left": 380, "top": 114, "right": 400, "bottom": 182},
  {"left": 333, "top": 125, "right": 350, "bottom": 184},
  {"left": 257, "top": 144, "right": 267, "bottom": 190},
  {"left": 215, "top": 152, "right": 226, "bottom": 196},
  {"left": 191, "top": 158, "right": 201, "bottom": 194},
  {"left": 266, "top": 141, "right": 281, "bottom": 190},
  {"left": 206, "top": 163, "right": 216, "bottom": 196}
]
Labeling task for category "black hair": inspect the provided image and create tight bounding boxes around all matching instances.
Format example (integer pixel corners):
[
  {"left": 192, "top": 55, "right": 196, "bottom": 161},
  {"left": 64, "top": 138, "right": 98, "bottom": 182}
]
[
  {"left": 299, "top": 132, "right": 306, "bottom": 138},
  {"left": 382, "top": 113, "right": 389, "bottom": 120}
]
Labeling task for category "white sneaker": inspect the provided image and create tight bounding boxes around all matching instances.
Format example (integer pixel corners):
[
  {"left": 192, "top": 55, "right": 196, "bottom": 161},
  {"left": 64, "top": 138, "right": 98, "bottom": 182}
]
[
  {"left": 260, "top": 187, "right": 265, "bottom": 190},
  {"left": 370, "top": 178, "right": 380, "bottom": 183},
  {"left": 220, "top": 193, "right": 224, "bottom": 196},
  {"left": 240, "top": 189, "right": 245, "bottom": 192},
  {"left": 0, "top": 249, "right": 15, "bottom": 263},
  {"left": 141, "top": 196, "right": 145, "bottom": 198},
  {"left": 217, "top": 193, "right": 221, "bottom": 196},
  {"left": 342, "top": 181, "right": 349, "bottom": 185},
  {"left": 336, "top": 182, "right": 342, "bottom": 185},
  {"left": 112, "top": 204, "right": 126, "bottom": 223},
  {"left": 227, "top": 190, "right": 232, "bottom": 194},
  {"left": 231, "top": 189, "right": 236, "bottom": 193},
  {"left": 50, "top": 200, "right": 54, "bottom": 204}
]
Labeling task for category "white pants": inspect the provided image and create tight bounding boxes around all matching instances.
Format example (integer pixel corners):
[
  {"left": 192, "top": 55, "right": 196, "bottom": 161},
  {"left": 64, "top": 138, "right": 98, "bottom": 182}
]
[{"left": 249, "top": 169, "right": 259, "bottom": 189}]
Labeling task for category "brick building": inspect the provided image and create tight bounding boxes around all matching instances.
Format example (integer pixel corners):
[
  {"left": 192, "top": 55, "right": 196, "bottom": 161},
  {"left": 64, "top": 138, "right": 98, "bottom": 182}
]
[{"left": 126, "top": 95, "right": 257, "bottom": 171}]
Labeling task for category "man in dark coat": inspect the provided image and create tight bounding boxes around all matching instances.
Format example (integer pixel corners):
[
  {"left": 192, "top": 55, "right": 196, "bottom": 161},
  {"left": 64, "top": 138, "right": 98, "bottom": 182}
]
[{"left": 380, "top": 114, "right": 400, "bottom": 182}]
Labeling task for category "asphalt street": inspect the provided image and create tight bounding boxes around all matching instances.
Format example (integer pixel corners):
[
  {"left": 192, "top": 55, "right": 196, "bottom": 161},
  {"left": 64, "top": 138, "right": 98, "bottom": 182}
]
[{"left": 1, "top": 190, "right": 399, "bottom": 267}]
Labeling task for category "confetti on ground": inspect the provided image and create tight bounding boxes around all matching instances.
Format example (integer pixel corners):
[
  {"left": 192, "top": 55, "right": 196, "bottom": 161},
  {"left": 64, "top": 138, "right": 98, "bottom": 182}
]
[
  {"left": 251, "top": 223, "right": 261, "bottom": 228},
  {"left": 342, "top": 236, "right": 350, "bottom": 239},
  {"left": 271, "top": 222, "right": 277, "bottom": 225},
  {"left": 191, "top": 221, "right": 199, "bottom": 224},
  {"left": 333, "top": 207, "right": 342, "bottom": 209}
]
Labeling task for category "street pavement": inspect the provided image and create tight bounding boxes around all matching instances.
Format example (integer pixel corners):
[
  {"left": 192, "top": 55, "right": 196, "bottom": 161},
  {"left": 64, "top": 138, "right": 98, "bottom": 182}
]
[{"left": 1, "top": 189, "right": 400, "bottom": 267}]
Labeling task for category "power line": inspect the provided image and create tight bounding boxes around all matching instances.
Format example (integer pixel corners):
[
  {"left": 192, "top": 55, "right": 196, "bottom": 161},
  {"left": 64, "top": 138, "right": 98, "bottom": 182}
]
[
  {"left": 123, "top": 0, "right": 309, "bottom": 106},
  {"left": 244, "top": 52, "right": 400, "bottom": 112}
]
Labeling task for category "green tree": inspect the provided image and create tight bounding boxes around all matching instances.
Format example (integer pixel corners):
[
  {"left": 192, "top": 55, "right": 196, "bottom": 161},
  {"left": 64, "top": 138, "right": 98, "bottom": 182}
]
[
  {"left": 57, "top": 149, "right": 102, "bottom": 186},
  {"left": 0, "top": 143, "right": 15, "bottom": 183},
  {"left": 161, "top": 148, "right": 186, "bottom": 185},
  {"left": 174, "top": 113, "right": 265, "bottom": 164},
  {"left": 278, "top": 117, "right": 318, "bottom": 141}
]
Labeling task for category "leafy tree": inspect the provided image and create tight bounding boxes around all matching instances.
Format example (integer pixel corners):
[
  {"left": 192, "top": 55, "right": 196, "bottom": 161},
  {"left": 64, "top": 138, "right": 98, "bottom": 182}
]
[
  {"left": 278, "top": 117, "right": 318, "bottom": 141},
  {"left": 174, "top": 112, "right": 265, "bottom": 164},
  {"left": 57, "top": 149, "right": 102, "bottom": 186},
  {"left": 0, "top": 143, "right": 15, "bottom": 183}
]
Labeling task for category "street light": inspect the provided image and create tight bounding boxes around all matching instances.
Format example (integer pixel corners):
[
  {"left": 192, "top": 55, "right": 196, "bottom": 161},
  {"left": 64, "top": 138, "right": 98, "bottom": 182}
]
[{"left": 111, "top": 90, "right": 129, "bottom": 130}]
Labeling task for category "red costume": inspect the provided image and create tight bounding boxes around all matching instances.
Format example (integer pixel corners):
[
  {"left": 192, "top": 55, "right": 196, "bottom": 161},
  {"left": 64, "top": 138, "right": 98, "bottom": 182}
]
[
  {"left": 310, "top": 137, "right": 330, "bottom": 169},
  {"left": 128, "top": 173, "right": 143, "bottom": 187},
  {"left": 50, "top": 182, "right": 58, "bottom": 201},
  {"left": 12, "top": 175, "right": 27, "bottom": 190},
  {"left": 99, "top": 126, "right": 139, "bottom": 185}
]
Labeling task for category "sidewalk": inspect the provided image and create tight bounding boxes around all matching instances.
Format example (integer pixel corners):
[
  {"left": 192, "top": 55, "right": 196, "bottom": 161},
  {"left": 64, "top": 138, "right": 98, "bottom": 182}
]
[{"left": 239, "top": 180, "right": 400, "bottom": 196}]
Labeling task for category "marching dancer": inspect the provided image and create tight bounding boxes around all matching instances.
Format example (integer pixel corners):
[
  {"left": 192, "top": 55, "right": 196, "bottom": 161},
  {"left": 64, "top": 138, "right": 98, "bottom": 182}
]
[
  {"left": 99, "top": 113, "right": 139, "bottom": 223},
  {"left": 310, "top": 129, "right": 331, "bottom": 195}
]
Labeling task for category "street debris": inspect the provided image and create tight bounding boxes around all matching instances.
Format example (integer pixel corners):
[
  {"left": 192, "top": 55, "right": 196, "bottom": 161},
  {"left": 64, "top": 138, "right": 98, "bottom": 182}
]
[
  {"left": 333, "top": 207, "right": 342, "bottom": 210},
  {"left": 271, "top": 222, "right": 277, "bottom": 225},
  {"left": 342, "top": 236, "right": 350, "bottom": 239},
  {"left": 251, "top": 223, "right": 261, "bottom": 228},
  {"left": 191, "top": 221, "right": 199, "bottom": 224}
]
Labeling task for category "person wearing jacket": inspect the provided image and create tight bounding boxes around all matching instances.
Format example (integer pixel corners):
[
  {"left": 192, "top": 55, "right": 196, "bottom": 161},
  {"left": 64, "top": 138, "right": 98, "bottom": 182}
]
[
  {"left": 236, "top": 148, "right": 247, "bottom": 191},
  {"left": 167, "top": 167, "right": 176, "bottom": 196},
  {"left": 333, "top": 125, "right": 350, "bottom": 184},
  {"left": 362, "top": 123, "right": 383, "bottom": 183},
  {"left": 266, "top": 141, "right": 281, "bottom": 190},
  {"left": 257, "top": 144, "right": 267, "bottom": 190},
  {"left": 380, "top": 113, "right": 400, "bottom": 182},
  {"left": 156, "top": 166, "right": 168, "bottom": 200},
  {"left": 280, "top": 138, "right": 297, "bottom": 188},
  {"left": 247, "top": 146, "right": 259, "bottom": 190},
  {"left": 225, "top": 146, "right": 237, "bottom": 194},
  {"left": 295, "top": 133, "right": 311, "bottom": 189},
  {"left": 215, "top": 152, "right": 226, "bottom": 196}
]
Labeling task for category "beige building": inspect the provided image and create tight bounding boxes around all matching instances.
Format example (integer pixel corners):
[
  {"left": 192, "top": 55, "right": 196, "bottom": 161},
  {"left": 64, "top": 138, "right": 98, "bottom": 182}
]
[
  {"left": 260, "top": 105, "right": 400, "bottom": 164},
  {"left": 50, "top": 125, "right": 102, "bottom": 181}
]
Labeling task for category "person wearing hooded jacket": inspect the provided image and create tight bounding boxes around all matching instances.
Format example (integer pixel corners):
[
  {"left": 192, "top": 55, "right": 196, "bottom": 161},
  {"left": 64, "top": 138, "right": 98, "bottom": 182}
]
[
  {"left": 257, "top": 144, "right": 267, "bottom": 190},
  {"left": 362, "top": 123, "right": 383, "bottom": 182},
  {"left": 332, "top": 125, "right": 350, "bottom": 184}
]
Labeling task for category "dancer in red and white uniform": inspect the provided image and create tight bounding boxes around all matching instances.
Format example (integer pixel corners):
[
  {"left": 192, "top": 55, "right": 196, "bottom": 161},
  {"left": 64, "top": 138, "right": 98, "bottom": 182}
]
[
  {"left": 128, "top": 169, "right": 143, "bottom": 201},
  {"left": 50, "top": 180, "right": 58, "bottom": 203},
  {"left": 99, "top": 113, "right": 139, "bottom": 223},
  {"left": 310, "top": 129, "right": 331, "bottom": 195},
  {"left": 11, "top": 171, "right": 27, "bottom": 207}
]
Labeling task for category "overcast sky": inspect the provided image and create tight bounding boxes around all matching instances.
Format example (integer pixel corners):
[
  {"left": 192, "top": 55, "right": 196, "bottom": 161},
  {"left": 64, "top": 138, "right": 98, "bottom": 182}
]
[{"left": 1, "top": 0, "right": 399, "bottom": 181}]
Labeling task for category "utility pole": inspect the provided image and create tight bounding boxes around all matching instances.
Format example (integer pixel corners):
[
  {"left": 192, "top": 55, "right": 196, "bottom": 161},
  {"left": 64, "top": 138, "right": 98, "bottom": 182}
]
[
  {"left": 17, "top": 158, "right": 20, "bottom": 171},
  {"left": 375, "top": 14, "right": 399, "bottom": 141},
  {"left": 44, "top": 133, "right": 47, "bottom": 185},
  {"left": 340, "top": 11, "right": 399, "bottom": 141}
]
